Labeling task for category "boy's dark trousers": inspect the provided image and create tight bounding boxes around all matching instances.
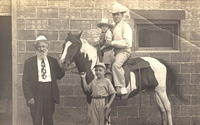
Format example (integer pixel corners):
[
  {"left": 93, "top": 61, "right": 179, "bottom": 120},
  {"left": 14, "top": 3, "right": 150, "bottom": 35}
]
[{"left": 29, "top": 82, "right": 55, "bottom": 125}]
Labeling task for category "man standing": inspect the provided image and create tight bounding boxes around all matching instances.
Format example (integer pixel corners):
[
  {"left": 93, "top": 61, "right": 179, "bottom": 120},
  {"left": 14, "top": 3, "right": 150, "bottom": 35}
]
[
  {"left": 22, "top": 35, "right": 65, "bottom": 125},
  {"left": 107, "top": 2, "right": 133, "bottom": 95}
]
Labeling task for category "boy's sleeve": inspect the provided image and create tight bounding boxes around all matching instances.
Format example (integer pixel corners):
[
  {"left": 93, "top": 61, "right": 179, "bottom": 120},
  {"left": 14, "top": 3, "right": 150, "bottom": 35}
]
[
  {"left": 106, "top": 79, "right": 116, "bottom": 95},
  {"left": 105, "top": 30, "right": 112, "bottom": 41}
]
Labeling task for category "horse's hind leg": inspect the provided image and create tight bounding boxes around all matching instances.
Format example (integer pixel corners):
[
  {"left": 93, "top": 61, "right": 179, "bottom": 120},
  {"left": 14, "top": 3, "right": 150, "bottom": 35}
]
[
  {"left": 156, "top": 88, "right": 173, "bottom": 125},
  {"left": 155, "top": 92, "right": 167, "bottom": 125}
]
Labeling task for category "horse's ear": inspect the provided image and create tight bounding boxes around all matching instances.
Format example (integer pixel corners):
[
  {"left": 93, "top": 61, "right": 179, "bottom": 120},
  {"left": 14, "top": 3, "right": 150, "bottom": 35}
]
[{"left": 78, "top": 31, "right": 83, "bottom": 38}]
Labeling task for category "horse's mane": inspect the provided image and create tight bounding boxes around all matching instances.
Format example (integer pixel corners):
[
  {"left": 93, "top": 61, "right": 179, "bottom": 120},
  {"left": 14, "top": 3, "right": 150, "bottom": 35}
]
[{"left": 80, "top": 38, "right": 98, "bottom": 69}]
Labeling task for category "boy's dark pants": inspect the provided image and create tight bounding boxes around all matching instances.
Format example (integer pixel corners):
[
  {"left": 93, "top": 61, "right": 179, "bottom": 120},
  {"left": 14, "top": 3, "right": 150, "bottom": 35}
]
[{"left": 29, "top": 82, "right": 55, "bottom": 125}]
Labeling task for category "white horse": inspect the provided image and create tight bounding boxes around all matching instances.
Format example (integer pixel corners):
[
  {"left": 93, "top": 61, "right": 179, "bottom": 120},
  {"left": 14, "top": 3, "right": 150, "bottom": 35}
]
[{"left": 60, "top": 32, "right": 183, "bottom": 125}]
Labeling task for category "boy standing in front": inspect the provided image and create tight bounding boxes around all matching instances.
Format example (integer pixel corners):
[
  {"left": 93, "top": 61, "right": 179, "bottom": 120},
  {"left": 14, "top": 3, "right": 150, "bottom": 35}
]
[{"left": 80, "top": 62, "right": 116, "bottom": 125}]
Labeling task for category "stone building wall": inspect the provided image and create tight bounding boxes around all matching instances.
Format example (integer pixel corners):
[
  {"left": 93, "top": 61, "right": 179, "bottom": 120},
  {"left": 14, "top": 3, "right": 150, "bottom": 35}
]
[
  {"left": 14, "top": 0, "right": 200, "bottom": 125},
  {"left": 0, "top": 0, "right": 11, "bottom": 16}
]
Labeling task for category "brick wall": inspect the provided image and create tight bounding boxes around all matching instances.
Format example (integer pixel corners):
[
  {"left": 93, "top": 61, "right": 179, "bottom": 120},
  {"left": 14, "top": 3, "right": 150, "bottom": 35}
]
[
  {"left": 15, "top": 0, "right": 200, "bottom": 125},
  {"left": 0, "top": 0, "right": 11, "bottom": 16}
]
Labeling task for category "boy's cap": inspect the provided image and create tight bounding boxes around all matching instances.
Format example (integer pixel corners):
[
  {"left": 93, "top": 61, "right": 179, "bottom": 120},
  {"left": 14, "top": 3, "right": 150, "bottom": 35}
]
[
  {"left": 94, "top": 62, "right": 106, "bottom": 69},
  {"left": 36, "top": 35, "right": 47, "bottom": 41},
  {"left": 97, "top": 18, "right": 113, "bottom": 28}
]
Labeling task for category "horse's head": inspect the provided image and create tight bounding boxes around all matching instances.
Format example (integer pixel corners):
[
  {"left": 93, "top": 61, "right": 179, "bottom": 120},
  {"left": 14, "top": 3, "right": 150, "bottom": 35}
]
[{"left": 60, "top": 31, "right": 82, "bottom": 68}]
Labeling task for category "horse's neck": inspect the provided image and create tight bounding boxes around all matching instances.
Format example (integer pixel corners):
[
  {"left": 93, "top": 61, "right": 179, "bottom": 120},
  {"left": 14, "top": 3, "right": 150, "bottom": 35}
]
[{"left": 74, "top": 39, "right": 98, "bottom": 73}]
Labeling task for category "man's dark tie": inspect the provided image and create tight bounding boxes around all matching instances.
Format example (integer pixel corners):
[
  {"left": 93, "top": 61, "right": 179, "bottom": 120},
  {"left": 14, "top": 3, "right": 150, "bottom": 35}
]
[{"left": 41, "top": 59, "right": 47, "bottom": 79}]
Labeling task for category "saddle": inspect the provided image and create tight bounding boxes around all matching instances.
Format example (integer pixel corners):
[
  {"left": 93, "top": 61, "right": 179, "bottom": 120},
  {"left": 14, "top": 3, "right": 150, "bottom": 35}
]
[
  {"left": 123, "top": 57, "right": 158, "bottom": 92},
  {"left": 105, "top": 57, "right": 158, "bottom": 93},
  {"left": 124, "top": 57, "right": 151, "bottom": 70}
]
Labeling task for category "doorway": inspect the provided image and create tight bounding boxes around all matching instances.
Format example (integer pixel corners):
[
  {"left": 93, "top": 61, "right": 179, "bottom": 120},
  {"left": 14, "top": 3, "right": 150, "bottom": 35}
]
[{"left": 0, "top": 16, "right": 12, "bottom": 125}]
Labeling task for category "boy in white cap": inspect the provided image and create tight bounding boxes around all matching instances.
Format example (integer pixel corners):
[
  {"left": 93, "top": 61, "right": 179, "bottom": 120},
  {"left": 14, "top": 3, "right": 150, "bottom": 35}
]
[
  {"left": 80, "top": 62, "right": 116, "bottom": 125},
  {"left": 97, "top": 18, "right": 114, "bottom": 73},
  {"left": 106, "top": 2, "right": 133, "bottom": 95},
  {"left": 22, "top": 35, "right": 65, "bottom": 125}
]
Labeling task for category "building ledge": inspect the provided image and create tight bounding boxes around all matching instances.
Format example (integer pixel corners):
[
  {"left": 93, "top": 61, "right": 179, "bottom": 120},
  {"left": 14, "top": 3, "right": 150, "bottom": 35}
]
[{"left": 131, "top": 9, "right": 185, "bottom": 20}]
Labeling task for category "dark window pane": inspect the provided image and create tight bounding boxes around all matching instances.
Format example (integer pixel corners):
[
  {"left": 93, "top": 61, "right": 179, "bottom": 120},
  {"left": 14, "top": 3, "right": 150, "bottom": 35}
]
[{"left": 137, "top": 22, "right": 178, "bottom": 49}]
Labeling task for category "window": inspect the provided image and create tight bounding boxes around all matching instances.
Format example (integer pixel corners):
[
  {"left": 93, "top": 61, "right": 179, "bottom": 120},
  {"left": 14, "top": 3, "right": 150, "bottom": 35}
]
[
  {"left": 131, "top": 10, "right": 185, "bottom": 51},
  {"left": 135, "top": 20, "right": 179, "bottom": 50}
]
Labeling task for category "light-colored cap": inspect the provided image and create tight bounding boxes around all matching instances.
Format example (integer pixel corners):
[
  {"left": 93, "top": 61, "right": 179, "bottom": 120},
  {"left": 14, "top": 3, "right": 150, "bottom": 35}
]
[
  {"left": 34, "top": 35, "right": 48, "bottom": 48},
  {"left": 111, "top": 1, "right": 128, "bottom": 14},
  {"left": 94, "top": 62, "right": 106, "bottom": 69},
  {"left": 36, "top": 35, "right": 47, "bottom": 41},
  {"left": 97, "top": 18, "right": 113, "bottom": 28}
]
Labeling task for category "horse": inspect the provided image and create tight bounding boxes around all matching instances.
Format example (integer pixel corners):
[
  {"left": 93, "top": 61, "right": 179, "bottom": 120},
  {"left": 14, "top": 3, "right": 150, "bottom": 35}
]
[{"left": 59, "top": 31, "right": 181, "bottom": 125}]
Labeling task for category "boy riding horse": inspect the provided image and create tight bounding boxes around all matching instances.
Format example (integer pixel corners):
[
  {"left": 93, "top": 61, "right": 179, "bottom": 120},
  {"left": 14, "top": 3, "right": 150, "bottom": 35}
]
[{"left": 105, "top": 2, "right": 133, "bottom": 95}]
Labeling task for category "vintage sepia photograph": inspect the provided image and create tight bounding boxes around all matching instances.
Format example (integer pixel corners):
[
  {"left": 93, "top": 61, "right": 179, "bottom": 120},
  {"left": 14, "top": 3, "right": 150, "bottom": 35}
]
[{"left": 0, "top": 0, "right": 200, "bottom": 125}]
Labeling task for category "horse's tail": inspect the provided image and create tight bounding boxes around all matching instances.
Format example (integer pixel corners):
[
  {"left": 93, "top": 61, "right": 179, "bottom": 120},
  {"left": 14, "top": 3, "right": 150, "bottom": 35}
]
[{"left": 159, "top": 59, "right": 187, "bottom": 103}]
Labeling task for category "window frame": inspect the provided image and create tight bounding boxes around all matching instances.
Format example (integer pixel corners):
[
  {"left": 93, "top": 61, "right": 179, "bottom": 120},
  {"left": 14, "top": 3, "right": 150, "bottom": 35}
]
[{"left": 134, "top": 19, "right": 180, "bottom": 51}]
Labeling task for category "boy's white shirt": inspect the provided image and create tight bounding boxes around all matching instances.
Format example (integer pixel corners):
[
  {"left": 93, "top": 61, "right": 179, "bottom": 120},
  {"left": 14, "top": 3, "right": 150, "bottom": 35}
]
[{"left": 111, "top": 20, "right": 133, "bottom": 48}]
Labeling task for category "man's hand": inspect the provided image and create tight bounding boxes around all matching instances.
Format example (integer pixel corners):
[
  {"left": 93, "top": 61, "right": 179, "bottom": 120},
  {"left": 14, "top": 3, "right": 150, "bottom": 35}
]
[
  {"left": 57, "top": 59, "right": 65, "bottom": 69},
  {"left": 28, "top": 98, "right": 35, "bottom": 105}
]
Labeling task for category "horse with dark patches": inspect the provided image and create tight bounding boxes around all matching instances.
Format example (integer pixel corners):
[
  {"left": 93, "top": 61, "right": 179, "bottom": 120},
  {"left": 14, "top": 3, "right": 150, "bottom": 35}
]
[{"left": 60, "top": 32, "right": 184, "bottom": 125}]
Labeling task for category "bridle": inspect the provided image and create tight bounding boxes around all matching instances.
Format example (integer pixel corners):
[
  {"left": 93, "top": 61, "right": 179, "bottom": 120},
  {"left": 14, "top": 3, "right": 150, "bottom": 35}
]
[{"left": 62, "top": 38, "right": 99, "bottom": 75}]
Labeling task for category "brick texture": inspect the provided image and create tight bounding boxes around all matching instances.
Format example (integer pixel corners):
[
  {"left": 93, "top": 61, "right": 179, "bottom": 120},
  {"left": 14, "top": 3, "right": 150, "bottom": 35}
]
[
  {"left": 17, "top": 7, "right": 36, "bottom": 18},
  {"left": 14, "top": 0, "right": 200, "bottom": 125},
  {"left": 37, "top": 8, "right": 58, "bottom": 18},
  {"left": 0, "top": 0, "right": 11, "bottom": 16}
]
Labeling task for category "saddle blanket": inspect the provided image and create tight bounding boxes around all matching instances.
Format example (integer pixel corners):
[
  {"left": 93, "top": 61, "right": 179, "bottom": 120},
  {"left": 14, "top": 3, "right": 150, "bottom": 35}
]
[{"left": 123, "top": 57, "right": 160, "bottom": 95}]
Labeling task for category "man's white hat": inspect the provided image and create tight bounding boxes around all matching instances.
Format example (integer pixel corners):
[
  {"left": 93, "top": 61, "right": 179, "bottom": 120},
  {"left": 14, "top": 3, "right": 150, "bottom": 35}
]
[
  {"left": 34, "top": 35, "right": 48, "bottom": 48},
  {"left": 111, "top": 2, "right": 128, "bottom": 14},
  {"left": 97, "top": 18, "right": 113, "bottom": 28},
  {"left": 36, "top": 35, "right": 47, "bottom": 41}
]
